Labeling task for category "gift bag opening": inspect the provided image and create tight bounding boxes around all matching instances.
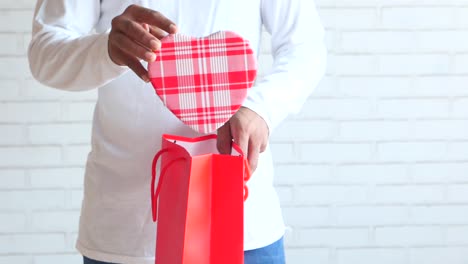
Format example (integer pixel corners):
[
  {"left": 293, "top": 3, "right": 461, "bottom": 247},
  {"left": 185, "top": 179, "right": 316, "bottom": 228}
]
[{"left": 163, "top": 134, "right": 242, "bottom": 157}]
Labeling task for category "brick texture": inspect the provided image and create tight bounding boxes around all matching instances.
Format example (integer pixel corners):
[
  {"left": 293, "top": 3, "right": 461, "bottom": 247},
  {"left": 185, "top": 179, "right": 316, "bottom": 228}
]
[{"left": 1, "top": 1, "right": 468, "bottom": 264}]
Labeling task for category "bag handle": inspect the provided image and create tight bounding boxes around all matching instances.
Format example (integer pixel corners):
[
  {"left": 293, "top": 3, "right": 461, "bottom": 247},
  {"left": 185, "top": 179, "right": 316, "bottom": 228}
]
[
  {"left": 151, "top": 148, "right": 186, "bottom": 222},
  {"left": 243, "top": 158, "right": 251, "bottom": 201},
  {"left": 151, "top": 146, "right": 253, "bottom": 222}
]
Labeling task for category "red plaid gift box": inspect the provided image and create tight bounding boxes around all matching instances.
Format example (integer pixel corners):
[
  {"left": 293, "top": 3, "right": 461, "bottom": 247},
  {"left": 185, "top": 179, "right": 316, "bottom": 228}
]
[{"left": 148, "top": 31, "right": 257, "bottom": 134}]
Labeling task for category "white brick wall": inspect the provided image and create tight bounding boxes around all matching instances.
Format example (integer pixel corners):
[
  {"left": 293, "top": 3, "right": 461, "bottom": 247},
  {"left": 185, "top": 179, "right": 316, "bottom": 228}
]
[{"left": 1, "top": 1, "right": 468, "bottom": 264}]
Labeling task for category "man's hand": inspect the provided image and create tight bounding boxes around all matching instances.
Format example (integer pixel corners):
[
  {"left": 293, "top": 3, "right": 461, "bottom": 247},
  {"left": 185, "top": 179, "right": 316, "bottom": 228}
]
[
  {"left": 108, "top": 5, "right": 178, "bottom": 82},
  {"left": 217, "top": 107, "right": 269, "bottom": 173}
]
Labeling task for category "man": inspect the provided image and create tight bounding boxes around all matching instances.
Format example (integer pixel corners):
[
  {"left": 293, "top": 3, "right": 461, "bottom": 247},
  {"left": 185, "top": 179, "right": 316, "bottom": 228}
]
[{"left": 28, "top": 0, "right": 326, "bottom": 263}]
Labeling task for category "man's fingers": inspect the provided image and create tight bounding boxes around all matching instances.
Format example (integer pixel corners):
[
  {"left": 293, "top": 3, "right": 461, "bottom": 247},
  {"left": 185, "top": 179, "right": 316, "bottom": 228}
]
[
  {"left": 259, "top": 141, "right": 268, "bottom": 153},
  {"left": 247, "top": 140, "right": 260, "bottom": 172},
  {"left": 112, "top": 32, "right": 156, "bottom": 62},
  {"left": 217, "top": 122, "right": 232, "bottom": 155},
  {"left": 234, "top": 133, "right": 249, "bottom": 160},
  {"left": 130, "top": 6, "right": 178, "bottom": 34},
  {"left": 109, "top": 5, "right": 177, "bottom": 82},
  {"left": 149, "top": 25, "right": 169, "bottom": 39},
  {"left": 112, "top": 18, "right": 160, "bottom": 51},
  {"left": 125, "top": 55, "right": 150, "bottom": 82}
]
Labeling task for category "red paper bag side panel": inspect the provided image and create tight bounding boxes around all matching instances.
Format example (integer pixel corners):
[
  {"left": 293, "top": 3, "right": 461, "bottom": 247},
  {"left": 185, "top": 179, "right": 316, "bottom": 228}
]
[
  {"left": 210, "top": 154, "right": 245, "bottom": 264},
  {"left": 183, "top": 155, "right": 212, "bottom": 264}
]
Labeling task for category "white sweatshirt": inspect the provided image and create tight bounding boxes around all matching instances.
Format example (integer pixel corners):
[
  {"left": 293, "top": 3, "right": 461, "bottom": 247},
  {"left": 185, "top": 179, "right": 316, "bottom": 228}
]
[{"left": 28, "top": 0, "right": 327, "bottom": 263}]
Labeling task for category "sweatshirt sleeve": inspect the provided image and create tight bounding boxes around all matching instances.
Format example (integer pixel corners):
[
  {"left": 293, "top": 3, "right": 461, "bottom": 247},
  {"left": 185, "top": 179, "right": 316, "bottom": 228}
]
[
  {"left": 28, "top": 0, "right": 130, "bottom": 91},
  {"left": 242, "top": 0, "right": 327, "bottom": 132}
]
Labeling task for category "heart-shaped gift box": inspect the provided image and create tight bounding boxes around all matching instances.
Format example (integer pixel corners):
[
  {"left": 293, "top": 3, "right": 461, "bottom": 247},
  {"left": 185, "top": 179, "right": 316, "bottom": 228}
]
[{"left": 148, "top": 31, "right": 257, "bottom": 134}]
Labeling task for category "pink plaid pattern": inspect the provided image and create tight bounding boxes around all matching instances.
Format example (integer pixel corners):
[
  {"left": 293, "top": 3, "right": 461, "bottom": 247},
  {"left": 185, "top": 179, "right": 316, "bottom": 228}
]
[{"left": 148, "top": 31, "right": 257, "bottom": 134}]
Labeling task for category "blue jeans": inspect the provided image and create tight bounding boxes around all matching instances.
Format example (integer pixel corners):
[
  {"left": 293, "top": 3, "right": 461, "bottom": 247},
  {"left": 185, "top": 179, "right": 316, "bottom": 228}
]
[{"left": 83, "top": 237, "right": 285, "bottom": 264}]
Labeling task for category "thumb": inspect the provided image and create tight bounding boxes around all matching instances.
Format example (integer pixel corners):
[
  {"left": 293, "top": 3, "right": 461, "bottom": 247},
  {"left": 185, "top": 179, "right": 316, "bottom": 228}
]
[{"left": 217, "top": 122, "right": 232, "bottom": 154}]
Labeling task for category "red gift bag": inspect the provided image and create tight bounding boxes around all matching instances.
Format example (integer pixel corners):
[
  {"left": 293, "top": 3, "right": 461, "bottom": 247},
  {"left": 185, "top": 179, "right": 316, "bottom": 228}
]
[{"left": 151, "top": 134, "right": 251, "bottom": 264}]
